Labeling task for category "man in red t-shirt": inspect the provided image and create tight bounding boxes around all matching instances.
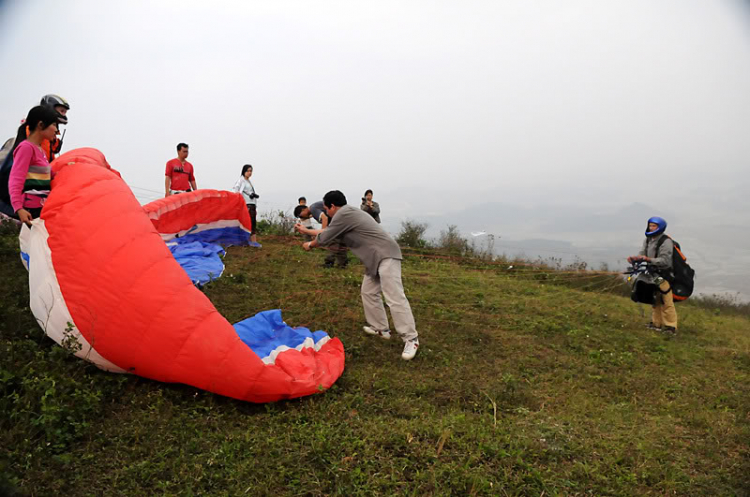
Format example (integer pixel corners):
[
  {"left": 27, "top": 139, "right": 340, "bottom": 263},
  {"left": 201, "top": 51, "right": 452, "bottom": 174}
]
[{"left": 165, "top": 142, "right": 197, "bottom": 196}]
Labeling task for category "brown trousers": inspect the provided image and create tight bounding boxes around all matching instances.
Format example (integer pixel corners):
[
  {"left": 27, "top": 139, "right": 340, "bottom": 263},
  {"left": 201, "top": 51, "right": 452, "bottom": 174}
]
[{"left": 652, "top": 280, "right": 678, "bottom": 329}]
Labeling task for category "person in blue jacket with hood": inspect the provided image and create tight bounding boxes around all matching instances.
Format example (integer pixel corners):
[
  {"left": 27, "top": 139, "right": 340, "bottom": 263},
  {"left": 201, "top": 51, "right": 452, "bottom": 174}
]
[{"left": 627, "top": 217, "right": 677, "bottom": 336}]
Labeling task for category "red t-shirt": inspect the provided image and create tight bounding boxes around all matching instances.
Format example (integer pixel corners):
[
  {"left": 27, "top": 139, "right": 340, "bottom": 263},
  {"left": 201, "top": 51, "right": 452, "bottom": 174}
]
[{"left": 165, "top": 158, "right": 195, "bottom": 191}]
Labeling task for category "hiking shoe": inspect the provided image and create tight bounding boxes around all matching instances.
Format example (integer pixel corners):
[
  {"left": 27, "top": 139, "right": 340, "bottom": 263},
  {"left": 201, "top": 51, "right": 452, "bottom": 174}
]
[
  {"left": 662, "top": 326, "right": 677, "bottom": 337},
  {"left": 249, "top": 241, "right": 262, "bottom": 248},
  {"left": 645, "top": 322, "right": 661, "bottom": 331},
  {"left": 402, "top": 338, "right": 419, "bottom": 361},
  {"left": 363, "top": 326, "right": 391, "bottom": 340}
]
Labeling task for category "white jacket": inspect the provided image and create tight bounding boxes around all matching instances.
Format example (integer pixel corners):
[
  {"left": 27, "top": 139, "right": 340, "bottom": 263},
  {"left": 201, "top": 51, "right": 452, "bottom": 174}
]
[{"left": 232, "top": 176, "right": 257, "bottom": 205}]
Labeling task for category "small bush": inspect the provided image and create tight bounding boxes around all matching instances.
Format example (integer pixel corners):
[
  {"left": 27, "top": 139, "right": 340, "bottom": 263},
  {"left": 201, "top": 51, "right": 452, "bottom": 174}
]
[
  {"left": 257, "top": 210, "right": 296, "bottom": 236},
  {"left": 397, "top": 220, "right": 429, "bottom": 248},
  {"left": 436, "top": 225, "right": 473, "bottom": 256},
  {"left": 469, "top": 233, "right": 496, "bottom": 262},
  {"left": 0, "top": 219, "right": 21, "bottom": 256},
  {"left": 689, "top": 293, "right": 750, "bottom": 317}
]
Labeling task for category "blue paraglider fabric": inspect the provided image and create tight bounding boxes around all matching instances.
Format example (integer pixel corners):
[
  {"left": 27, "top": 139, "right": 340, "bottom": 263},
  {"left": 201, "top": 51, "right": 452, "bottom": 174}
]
[
  {"left": 20, "top": 251, "right": 30, "bottom": 270},
  {"left": 175, "top": 227, "right": 250, "bottom": 246},
  {"left": 168, "top": 240, "right": 226, "bottom": 285},
  {"left": 233, "top": 309, "right": 330, "bottom": 360},
  {"left": 168, "top": 226, "right": 251, "bottom": 285}
]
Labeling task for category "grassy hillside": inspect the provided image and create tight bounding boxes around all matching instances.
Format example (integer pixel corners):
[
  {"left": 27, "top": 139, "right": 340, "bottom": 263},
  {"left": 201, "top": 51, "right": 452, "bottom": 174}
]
[{"left": 1, "top": 225, "right": 749, "bottom": 495}]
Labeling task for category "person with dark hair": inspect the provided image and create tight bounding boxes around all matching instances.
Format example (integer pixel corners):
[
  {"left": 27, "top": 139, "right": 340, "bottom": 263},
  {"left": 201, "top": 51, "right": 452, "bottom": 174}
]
[
  {"left": 165, "top": 143, "right": 196, "bottom": 196},
  {"left": 232, "top": 164, "right": 260, "bottom": 246},
  {"left": 295, "top": 190, "right": 420, "bottom": 360},
  {"left": 0, "top": 94, "right": 70, "bottom": 218},
  {"left": 293, "top": 204, "right": 310, "bottom": 220},
  {"left": 295, "top": 199, "right": 348, "bottom": 267},
  {"left": 39, "top": 94, "right": 70, "bottom": 160},
  {"left": 627, "top": 217, "right": 678, "bottom": 336},
  {"left": 360, "top": 189, "right": 380, "bottom": 223},
  {"left": 296, "top": 196, "right": 313, "bottom": 240},
  {"left": 7, "top": 106, "right": 59, "bottom": 226}
]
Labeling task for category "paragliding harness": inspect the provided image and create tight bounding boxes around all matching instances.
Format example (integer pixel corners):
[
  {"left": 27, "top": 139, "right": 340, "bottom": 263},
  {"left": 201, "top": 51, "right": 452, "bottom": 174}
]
[
  {"left": 654, "top": 235, "right": 695, "bottom": 302},
  {"left": 624, "top": 262, "right": 661, "bottom": 305},
  {"left": 624, "top": 236, "right": 695, "bottom": 305}
]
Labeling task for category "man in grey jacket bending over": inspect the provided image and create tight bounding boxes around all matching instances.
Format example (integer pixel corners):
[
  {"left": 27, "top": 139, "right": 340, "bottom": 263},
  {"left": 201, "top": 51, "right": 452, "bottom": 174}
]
[{"left": 294, "top": 190, "right": 420, "bottom": 360}]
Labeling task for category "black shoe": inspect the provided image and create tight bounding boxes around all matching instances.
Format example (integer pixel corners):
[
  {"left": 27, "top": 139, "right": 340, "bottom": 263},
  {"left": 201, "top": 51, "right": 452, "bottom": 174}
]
[
  {"left": 645, "top": 322, "right": 661, "bottom": 331},
  {"left": 662, "top": 326, "right": 677, "bottom": 338},
  {"left": 321, "top": 261, "right": 335, "bottom": 269}
]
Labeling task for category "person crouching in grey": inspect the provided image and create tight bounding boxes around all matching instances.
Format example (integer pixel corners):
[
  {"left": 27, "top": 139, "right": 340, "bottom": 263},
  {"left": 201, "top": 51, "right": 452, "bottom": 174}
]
[
  {"left": 294, "top": 201, "right": 348, "bottom": 268},
  {"left": 295, "top": 190, "right": 420, "bottom": 360}
]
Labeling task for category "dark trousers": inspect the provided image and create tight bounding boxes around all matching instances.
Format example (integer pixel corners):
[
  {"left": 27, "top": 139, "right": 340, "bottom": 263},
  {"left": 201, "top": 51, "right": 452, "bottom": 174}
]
[
  {"left": 324, "top": 239, "right": 348, "bottom": 266},
  {"left": 247, "top": 204, "right": 257, "bottom": 235}
]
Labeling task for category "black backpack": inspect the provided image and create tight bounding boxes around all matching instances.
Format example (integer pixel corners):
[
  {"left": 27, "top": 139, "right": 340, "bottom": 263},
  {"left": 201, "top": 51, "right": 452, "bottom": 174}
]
[
  {"left": 0, "top": 137, "right": 15, "bottom": 206},
  {"left": 655, "top": 235, "right": 695, "bottom": 302}
]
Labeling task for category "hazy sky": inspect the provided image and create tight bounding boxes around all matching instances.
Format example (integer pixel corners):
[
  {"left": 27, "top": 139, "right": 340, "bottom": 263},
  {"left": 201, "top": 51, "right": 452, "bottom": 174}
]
[
  {"left": 2, "top": 1, "right": 749, "bottom": 298},
  {"left": 1, "top": 0, "right": 748, "bottom": 209}
]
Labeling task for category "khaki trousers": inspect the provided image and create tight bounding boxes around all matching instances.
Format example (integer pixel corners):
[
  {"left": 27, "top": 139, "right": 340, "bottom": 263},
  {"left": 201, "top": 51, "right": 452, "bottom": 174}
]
[
  {"left": 652, "top": 280, "right": 678, "bottom": 329},
  {"left": 361, "top": 258, "right": 418, "bottom": 342}
]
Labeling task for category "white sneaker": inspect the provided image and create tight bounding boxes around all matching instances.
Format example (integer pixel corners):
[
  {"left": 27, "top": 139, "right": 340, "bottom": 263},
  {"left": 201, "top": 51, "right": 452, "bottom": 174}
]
[
  {"left": 363, "top": 326, "right": 391, "bottom": 340},
  {"left": 401, "top": 338, "right": 419, "bottom": 360}
]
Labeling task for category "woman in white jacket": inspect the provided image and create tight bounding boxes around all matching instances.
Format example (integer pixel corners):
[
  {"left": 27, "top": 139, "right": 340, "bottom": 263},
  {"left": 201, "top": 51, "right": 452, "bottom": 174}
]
[{"left": 232, "top": 164, "right": 260, "bottom": 246}]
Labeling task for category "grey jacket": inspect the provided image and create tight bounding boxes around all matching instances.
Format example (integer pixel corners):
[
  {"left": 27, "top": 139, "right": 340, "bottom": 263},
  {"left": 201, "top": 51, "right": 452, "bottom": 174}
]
[
  {"left": 360, "top": 200, "right": 381, "bottom": 223},
  {"left": 639, "top": 233, "right": 674, "bottom": 272},
  {"left": 317, "top": 205, "right": 401, "bottom": 276}
]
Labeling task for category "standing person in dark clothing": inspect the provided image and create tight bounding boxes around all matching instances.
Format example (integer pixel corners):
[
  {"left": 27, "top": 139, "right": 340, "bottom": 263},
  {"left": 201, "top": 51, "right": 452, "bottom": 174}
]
[
  {"left": 360, "top": 189, "right": 381, "bottom": 223},
  {"left": 294, "top": 200, "right": 348, "bottom": 268},
  {"left": 295, "top": 190, "right": 420, "bottom": 360}
]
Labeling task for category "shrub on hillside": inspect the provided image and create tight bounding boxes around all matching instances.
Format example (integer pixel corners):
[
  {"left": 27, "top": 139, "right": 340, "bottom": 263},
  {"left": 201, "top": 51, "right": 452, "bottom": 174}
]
[
  {"left": 690, "top": 293, "right": 750, "bottom": 317},
  {"left": 436, "top": 225, "right": 473, "bottom": 256},
  {"left": 257, "top": 210, "right": 295, "bottom": 236},
  {"left": 469, "top": 233, "right": 496, "bottom": 262},
  {"left": 396, "top": 220, "right": 429, "bottom": 248}
]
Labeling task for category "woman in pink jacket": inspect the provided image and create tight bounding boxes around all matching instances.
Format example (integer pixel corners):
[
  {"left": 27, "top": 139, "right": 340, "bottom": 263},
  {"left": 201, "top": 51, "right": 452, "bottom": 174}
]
[{"left": 9, "top": 106, "right": 59, "bottom": 226}]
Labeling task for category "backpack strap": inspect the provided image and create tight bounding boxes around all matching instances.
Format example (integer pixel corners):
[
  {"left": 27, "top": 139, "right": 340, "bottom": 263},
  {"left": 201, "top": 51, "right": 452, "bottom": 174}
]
[
  {"left": 652, "top": 235, "right": 675, "bottom": 282},
  {"left": 654, "top": 234, "right": 669, "bottom": 255}
]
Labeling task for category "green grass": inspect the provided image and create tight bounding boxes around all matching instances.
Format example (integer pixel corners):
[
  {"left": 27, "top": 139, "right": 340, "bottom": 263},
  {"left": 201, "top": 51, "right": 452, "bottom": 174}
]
[{"left": 1, "top": 227, "right": 749, "bottom": 495}]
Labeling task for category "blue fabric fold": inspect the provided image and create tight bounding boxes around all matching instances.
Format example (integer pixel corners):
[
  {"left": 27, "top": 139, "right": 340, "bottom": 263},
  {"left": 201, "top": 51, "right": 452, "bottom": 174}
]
[
  {"left": 168, "top": 226, "right": 250, "bottom": 285},
  {"left": 174, "top": 226, "right": 250, "bottom": 246},
  {"left": 233, "top": 309, "right": 329, "bottom": 359},
  {"left": 169, "top": 240, "right": 225, "bottom": 285}
]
